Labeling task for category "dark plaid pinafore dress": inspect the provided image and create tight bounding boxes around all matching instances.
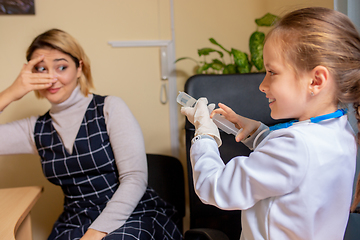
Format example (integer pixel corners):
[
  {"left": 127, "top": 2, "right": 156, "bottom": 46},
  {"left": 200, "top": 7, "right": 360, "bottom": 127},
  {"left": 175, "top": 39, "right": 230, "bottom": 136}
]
[{"left": 34, "top": 94, "right": 182, "bottom": 240}]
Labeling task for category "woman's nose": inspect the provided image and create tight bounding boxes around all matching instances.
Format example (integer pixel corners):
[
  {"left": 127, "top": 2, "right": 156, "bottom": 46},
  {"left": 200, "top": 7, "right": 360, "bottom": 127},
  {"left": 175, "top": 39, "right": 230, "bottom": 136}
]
[{"left": 48, "top": 68, "right": 55, "bottom": 76}]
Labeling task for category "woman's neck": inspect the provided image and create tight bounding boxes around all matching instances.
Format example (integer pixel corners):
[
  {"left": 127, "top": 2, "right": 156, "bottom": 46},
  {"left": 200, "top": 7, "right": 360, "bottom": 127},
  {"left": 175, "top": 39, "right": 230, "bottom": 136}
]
[{"left": 49, "top": 85, "right": 90, "bottom": 114}]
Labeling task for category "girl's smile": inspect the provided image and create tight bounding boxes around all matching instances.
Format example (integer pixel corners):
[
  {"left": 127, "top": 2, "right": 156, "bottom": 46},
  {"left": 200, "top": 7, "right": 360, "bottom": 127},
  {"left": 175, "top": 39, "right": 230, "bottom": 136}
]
[{"left": 269, "top": 98, "right": 275, "bottom": 105}]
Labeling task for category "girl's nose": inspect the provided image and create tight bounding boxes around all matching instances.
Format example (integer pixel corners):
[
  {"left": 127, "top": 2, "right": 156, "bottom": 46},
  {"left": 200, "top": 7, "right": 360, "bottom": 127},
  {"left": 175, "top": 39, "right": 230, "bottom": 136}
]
[{"left": 259, "top": 75, "right": 269, "bottom": 93}]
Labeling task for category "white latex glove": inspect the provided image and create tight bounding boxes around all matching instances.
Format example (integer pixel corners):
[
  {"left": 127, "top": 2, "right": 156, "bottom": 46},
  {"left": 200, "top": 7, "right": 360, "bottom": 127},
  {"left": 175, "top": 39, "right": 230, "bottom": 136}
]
[
  {"left": 181, "top": 98, "right": 221, "bottom": 147},
  {"left": 181, "top": 102, "right": 215, "bottom": 125}
]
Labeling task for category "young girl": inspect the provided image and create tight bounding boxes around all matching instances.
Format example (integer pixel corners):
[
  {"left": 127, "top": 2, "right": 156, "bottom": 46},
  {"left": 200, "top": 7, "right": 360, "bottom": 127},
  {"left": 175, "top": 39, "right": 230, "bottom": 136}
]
[
  {"left": 0, "top": 29, "right": 182, "bottom": 240},
  {"left": 181, "top": 7, "right": 360, "bottom": 240}
]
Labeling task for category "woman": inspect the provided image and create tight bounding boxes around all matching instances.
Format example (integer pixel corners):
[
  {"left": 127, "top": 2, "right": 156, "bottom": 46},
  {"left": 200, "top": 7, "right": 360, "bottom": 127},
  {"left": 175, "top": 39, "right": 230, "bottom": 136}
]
[{"left": 0, "top": 28, "right": 182, "bottom": 240}]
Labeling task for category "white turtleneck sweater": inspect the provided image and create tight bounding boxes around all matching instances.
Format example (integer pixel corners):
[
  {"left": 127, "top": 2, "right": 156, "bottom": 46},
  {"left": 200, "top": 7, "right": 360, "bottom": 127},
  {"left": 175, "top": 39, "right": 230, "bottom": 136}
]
[{"left": 0, "top": 86, "right": 148, "bottom": 234}]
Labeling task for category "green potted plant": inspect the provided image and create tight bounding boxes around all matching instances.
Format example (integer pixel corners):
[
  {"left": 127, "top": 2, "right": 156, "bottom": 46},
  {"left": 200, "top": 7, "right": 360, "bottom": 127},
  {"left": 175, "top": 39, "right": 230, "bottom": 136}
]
[{"left": 175, "top": 13, "right": 279, "bottom": 74}]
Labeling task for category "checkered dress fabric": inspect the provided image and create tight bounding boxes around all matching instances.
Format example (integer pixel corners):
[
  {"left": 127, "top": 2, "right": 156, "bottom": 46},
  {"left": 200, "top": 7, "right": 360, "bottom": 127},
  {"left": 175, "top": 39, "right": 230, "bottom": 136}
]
[
  {"left": 104, "top": 187, "right": 183, "bottom": 240},
  {"left": 34, "top": 94, "right": 182, "bottom": 240}
]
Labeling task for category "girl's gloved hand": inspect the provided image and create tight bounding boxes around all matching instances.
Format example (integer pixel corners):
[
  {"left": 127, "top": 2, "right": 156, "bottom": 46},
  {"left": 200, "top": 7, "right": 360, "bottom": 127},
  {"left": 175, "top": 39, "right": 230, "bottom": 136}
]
[
  {"left": 181, "top": 98, "right": 222, "bottom": 147},
  {"left": 210, "top": 103, "right": 261, "bottom": 142}
]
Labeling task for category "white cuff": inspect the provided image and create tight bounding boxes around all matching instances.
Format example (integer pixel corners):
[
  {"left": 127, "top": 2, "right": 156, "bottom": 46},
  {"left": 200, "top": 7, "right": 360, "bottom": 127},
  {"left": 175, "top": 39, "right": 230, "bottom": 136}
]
[{"left": 192, "top": 134, "right": 216, "bottom": 145}]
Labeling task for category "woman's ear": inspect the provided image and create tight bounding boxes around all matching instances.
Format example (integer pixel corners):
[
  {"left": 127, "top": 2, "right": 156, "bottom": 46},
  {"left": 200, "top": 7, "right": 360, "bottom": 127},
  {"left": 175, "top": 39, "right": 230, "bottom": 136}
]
[
  {"left": 76, "top": 60, "right": 83, "bottom": 79},
  {"left": 309, "top": 66, "right": 330, "bottom": 96}
]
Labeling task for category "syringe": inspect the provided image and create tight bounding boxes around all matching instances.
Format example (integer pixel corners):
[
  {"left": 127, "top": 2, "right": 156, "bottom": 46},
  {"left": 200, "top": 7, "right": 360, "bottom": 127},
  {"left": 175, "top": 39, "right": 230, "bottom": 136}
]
[{"left": 177, "top": 91, "right": 241, "bottom": 136}]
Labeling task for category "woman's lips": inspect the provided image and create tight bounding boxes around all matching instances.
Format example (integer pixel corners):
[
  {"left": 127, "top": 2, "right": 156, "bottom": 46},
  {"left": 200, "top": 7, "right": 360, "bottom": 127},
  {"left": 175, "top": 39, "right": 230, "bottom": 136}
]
[{"left": 47, "top": 87, "right": 60, "bottom": 94}]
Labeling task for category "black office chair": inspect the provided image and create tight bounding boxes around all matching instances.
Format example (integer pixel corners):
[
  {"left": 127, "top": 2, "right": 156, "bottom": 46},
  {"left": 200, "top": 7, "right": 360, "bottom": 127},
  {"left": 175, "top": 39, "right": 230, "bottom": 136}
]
[
  {"left": 146, "top": 153, "right": 186, "bottom": 233},
  {"left": 344, "top": 211, "right": 360, "bottom": 240},
  {"left": 183, "top": 73, "right": 286, "bottom": 240},
  {"left": 344, "top": 172, "right": 360, "bottom": 240}
]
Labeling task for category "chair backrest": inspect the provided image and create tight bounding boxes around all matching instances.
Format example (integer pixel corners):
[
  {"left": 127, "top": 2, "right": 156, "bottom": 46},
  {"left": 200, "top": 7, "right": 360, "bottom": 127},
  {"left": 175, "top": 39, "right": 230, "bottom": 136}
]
[
  {"left": 344, "top": 212, "right": 360, "bottom": 240},
  {"left": 184, "top": 73, "right": 286, "bottom": 240},
  {"left": 146, "top": 153, "right": 185, "bottom": 233}
]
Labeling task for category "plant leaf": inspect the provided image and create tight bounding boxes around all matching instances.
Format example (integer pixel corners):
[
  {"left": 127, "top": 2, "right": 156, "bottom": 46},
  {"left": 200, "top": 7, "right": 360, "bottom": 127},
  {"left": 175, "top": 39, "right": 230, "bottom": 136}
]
[
  {"left": 196, "top": 62, "right": 211, "bottom": 74},
  {"left": 255, "top": 13, "right": 279, "bottom": 27},
  {"left": 198, "top": 48, "right": 215, "bottom": 56},
  {"left": 209, "top": 38, "right": 231, "bottom": 55},
  {"left": 249, "top": 31, "right": 265, "bottom": 71},
  {"left": 211, "top": 59, "right": 224, "bottom": 71},
  {"left": 223, "top": 64, "right": 237, "bottom": 74},
  {"left": 231, "top": 48, "right": 251, "bottom": 73},
  {"left": 197, "top": 48, "right": 224, "bottom": 58},
  {"left": 237, "top": 66, "right": 250, "bottom": 74},
  {"left": 175, "top": 57, "right": 199, "bottom": 64}
]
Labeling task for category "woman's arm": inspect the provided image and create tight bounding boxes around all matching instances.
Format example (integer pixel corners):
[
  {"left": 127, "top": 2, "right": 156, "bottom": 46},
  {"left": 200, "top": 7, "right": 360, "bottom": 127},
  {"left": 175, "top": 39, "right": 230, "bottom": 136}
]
[
  {"left": 85, "top": 96, "right": 147, "bottom": 236},
  {"left": 0, "top": 55, "right": 56, "bottom": 112},
  {"left": 0, "top": 116, "right": 38, "bottom": 155},
  {"left": 0, "top": 56, "right": 55, "bottom": 155}
]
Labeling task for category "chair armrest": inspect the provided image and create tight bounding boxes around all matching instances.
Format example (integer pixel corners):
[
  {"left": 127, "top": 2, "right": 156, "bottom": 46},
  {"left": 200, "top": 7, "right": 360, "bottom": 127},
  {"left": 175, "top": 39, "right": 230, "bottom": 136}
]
[{"left": 184, "top": 228, "right": 229, "bottom": 240}]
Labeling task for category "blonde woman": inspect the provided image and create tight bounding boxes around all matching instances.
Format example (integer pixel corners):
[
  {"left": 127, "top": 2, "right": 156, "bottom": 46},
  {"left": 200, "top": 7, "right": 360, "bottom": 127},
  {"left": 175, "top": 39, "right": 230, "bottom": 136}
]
[{"left": 0, "top": 29, "right": 182, "bottom": 240}]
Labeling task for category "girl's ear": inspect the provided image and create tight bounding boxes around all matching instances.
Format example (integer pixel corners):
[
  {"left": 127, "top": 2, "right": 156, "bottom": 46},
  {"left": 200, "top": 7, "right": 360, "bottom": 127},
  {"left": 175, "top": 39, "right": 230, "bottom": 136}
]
[{"left": 309, "top": 66, "right": 330, "bottom": 96}]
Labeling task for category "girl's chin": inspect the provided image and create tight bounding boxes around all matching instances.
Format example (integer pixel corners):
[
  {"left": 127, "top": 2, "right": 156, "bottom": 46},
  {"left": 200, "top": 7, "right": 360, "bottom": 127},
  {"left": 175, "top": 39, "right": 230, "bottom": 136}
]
[{"left": 270, "top": 111, "right": 282, "bottom": 120}]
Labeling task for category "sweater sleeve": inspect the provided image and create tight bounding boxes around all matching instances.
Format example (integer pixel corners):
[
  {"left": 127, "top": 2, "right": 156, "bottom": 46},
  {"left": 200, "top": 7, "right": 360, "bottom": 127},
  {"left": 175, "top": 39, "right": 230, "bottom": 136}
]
[
  {"left": 0, "top": 116, "right": 39, "bottom": 155},
  {"left": 89, "top": 96, "right": 147, "bottom": 233}
]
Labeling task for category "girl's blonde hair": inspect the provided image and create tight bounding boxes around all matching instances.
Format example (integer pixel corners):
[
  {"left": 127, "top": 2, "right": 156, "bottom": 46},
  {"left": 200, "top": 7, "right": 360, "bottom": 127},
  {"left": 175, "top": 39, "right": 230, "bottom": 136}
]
[
  {"left": 26, "top": 28, "right": 94, "bottom": 98},
  {"left": 268, "top": 7, "right": 360, "bottom": 213}
]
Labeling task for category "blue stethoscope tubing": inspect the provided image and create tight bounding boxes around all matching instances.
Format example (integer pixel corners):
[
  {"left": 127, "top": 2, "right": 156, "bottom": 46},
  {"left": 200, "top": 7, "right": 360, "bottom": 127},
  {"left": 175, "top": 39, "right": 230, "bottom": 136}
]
[{"left": 269, "top": 109, "right": 347, "bottom": 131}]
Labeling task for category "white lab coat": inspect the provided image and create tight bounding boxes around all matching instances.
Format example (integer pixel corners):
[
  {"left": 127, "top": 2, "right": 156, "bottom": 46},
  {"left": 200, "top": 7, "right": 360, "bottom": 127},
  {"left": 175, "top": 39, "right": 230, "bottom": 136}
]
[{"left": 190, "top": 115, "right": 356, "bottom": 240}]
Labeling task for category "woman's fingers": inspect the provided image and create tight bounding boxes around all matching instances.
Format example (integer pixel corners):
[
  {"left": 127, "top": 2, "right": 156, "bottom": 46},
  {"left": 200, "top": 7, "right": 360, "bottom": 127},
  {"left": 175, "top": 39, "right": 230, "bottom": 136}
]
[
  {"left": 18, "top": 72, "right": 56, "bottom": 89},
  {"left": 18, "top": 55, "right": 57, "bottom": 88},
  {"left": 24, "top": 55, "right": 45, "bottom": 72},
  {"left": 23, "top": 55, "right": 57, "bottom": 85},
  {"left": 9, "top": 57, "right": 58, "bottom": 100}
]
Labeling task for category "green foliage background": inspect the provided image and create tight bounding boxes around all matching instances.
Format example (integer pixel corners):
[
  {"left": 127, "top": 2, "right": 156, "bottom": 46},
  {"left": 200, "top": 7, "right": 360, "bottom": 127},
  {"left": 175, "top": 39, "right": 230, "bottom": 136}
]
[{"left": 176, "top": 13, "right": 279, "bottom": 74}]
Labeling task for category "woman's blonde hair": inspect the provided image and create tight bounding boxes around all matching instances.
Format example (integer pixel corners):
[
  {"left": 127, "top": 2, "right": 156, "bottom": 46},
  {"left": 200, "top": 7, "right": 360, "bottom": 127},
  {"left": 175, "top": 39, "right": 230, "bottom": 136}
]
[
  {"left": 267, "top": 7, "right": 360, "bottom": 213},
  {"left": 26, "top": 28, "right": 94, "bottom": 98}
]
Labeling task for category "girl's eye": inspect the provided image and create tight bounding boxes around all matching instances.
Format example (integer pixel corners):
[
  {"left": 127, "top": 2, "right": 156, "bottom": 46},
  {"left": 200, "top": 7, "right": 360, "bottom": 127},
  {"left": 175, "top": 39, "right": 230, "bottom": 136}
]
[
  {"left": 268, "top": 71, "right": 275, "bottom": 76},
  {"left": 35, "top": 66, "right": 46, "bottom": 73}
]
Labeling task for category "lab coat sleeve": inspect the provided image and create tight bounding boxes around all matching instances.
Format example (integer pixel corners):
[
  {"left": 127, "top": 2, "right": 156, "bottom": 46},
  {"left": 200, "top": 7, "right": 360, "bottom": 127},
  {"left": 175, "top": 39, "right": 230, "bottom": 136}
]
[
  {"left": 190, "top": 129, "right": 309, "bottom": 210},
  {"left": 241, "top": 122, "right": 269, "bottom": 150}
]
